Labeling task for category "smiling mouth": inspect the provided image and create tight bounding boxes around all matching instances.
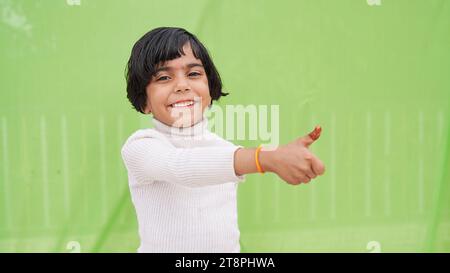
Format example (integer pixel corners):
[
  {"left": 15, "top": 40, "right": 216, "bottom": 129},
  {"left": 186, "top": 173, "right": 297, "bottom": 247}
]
[{"left": 168, "top": 100, "right": 198, "bottom": 108}]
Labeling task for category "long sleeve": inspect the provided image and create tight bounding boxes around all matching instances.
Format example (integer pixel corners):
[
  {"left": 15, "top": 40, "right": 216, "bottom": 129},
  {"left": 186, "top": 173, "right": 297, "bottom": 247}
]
[{"left": 121, "top": 133, "right": 245, "bottom": 188}]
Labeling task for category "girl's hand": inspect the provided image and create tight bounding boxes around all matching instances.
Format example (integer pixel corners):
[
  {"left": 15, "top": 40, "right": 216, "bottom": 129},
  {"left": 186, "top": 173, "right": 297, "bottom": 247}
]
[{"left": 261, "top": 126, "right": 325, "bottom": 185}]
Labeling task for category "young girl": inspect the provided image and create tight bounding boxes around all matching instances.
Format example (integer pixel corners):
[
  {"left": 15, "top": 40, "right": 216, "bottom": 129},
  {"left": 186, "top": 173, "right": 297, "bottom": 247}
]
[{"left": 121, "top": 27, "right": 325, "bottom": 253}]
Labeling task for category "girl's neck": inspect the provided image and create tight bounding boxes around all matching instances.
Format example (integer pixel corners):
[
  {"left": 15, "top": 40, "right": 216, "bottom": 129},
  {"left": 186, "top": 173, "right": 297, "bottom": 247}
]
[{"left": 152, "top": 115, "right": 209, "bottom": 137}]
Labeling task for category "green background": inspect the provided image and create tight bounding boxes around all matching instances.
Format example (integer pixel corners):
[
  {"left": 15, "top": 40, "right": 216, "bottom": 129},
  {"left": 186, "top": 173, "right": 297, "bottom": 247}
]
[{"left": 0, "top": 0, "right": 449, "bottom": 252}]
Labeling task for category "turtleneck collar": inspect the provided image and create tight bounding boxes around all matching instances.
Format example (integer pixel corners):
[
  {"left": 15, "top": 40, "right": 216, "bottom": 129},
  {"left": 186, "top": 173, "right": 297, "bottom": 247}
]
[{"left": 151, "top": 114, "right": 209, "bottom": 137}]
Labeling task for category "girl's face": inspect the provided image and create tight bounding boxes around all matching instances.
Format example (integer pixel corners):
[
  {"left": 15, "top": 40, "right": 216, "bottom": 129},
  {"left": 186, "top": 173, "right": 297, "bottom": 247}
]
[{"left": 144, "top": 42, "right": 212, "bottom": 128}]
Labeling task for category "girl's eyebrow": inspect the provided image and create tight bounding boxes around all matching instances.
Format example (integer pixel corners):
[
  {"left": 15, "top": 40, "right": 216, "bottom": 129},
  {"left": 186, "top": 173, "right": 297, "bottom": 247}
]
[{"left": 154, "top": 63, "right": 204, "bottom": 74}]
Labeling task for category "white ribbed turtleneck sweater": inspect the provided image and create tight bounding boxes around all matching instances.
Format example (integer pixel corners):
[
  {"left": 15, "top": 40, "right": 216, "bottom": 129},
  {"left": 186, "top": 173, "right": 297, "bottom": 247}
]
[{"left": 121, "top": 114, "right": 246, "bottom": 253}]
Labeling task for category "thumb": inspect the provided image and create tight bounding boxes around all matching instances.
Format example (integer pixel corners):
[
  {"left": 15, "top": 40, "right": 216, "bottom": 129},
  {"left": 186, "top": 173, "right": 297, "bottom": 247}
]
[{"left": 298, "top": 125, "right": 322, "bottom": 147}]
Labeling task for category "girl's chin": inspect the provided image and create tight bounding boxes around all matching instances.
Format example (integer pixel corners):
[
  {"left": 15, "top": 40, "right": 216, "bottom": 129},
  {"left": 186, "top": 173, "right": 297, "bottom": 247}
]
[{"left": 166, "top": 108, "right": 204, "bottom": 127}]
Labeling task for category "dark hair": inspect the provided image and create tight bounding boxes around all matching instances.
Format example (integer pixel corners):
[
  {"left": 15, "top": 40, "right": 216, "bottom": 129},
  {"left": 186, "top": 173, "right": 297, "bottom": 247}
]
[{"left": 125, "top": 27, "right": 229, "bottom": 114}]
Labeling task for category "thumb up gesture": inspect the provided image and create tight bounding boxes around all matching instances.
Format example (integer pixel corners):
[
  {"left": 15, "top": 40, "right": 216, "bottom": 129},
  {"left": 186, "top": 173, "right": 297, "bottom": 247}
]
[{"left": 266, "top": 126, "right": 326, "bottom": 185}]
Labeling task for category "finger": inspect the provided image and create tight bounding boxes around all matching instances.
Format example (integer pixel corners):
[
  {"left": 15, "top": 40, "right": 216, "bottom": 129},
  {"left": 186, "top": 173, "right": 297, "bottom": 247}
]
[
  {"left": 298, "top": 125, "right": 322, "bottom": 147},
  {"left": 288, "top": 176, "right": 302, "bottom": 185},
  {"left": 310, "top": 156, "right": 325, "bottom": 176},
  {"left": 296, "top": 172, "right": 311, "bottom": 183},
  {"left": 302, "top": 174, "right": 311, "bottom": 184},
  {"left": 304, "top": 167, "right": 317, "bottom": 179},
  {"left": 308, "top": 125, "right": 322, "bottom": 141},
  {"left": 302, "top": 151, "right": 317, "bottom": 178}
]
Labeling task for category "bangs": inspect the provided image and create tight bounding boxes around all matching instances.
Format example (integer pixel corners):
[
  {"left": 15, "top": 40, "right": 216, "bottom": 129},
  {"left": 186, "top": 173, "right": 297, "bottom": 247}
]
[{"left": 145, "top": 33, "right": 203, "bottom": 73}]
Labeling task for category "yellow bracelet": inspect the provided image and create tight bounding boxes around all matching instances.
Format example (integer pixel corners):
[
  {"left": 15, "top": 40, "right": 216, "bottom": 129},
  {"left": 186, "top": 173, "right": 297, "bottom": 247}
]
[{"left": 255, "top": 144, "right": 265, "bottom": 174}]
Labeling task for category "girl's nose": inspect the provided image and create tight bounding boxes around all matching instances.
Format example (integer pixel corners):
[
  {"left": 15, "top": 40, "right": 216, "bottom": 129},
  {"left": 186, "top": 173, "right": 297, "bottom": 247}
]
[
  {"left": 175, "top": 79, "right": 191, "bottom": 93},
  {"left": 175, "top": 86, "right": 190, "bottom": 93}
]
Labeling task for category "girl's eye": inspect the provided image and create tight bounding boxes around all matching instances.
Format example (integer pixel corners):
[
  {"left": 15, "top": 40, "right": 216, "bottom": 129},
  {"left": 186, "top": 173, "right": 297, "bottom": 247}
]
[
  {"left": 189, "top": 72, "right": 201, "bottom": 77},
  {"left": 156, "top": 76, "right": 170, "bottom": 81}
]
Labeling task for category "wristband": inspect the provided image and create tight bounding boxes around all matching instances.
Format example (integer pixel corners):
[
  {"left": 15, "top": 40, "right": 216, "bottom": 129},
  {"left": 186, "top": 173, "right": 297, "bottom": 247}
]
[{"left": 255, "top": 144, "right": 265, "bottom": 174}]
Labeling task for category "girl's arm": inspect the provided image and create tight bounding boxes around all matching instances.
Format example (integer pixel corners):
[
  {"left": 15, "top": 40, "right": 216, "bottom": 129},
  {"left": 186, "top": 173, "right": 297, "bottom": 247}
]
[
  {"left": 233, "top": 147, "right": 276, "bottom": 176},
  {"left": 234, "top": 126, "right": 326, "bottom": 185},
  {"left": 121, "top": 137, "right": 245, "bottom": 188},
  {"left": 122, "top": 126, "right": 325, "bottom": 187}
]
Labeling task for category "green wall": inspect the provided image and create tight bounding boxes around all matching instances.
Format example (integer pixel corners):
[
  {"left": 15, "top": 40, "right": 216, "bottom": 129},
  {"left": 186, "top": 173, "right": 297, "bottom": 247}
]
[{"left": 0, "top": 0, "right": 449, "bottom": 252}]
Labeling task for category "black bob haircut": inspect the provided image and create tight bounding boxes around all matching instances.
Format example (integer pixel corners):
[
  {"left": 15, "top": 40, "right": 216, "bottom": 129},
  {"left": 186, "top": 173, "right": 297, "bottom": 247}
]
[{"left": 125, "top": 27, "right": 229, "bottom": 114}]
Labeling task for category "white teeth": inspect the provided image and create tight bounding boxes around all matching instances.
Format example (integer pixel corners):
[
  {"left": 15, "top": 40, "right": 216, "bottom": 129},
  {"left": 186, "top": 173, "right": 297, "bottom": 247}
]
[{"left": 171, "top": 100, "right": 195, "bottom": 107}]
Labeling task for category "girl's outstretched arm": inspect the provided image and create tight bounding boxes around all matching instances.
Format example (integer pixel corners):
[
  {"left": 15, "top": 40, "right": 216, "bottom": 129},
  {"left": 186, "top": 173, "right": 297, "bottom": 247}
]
[
  {"left": 121, "top": 126, "right": 325, "bottom": 188},
  {"left": 121, "top": 136, "right": 245, "bottom": 188},
  {"left": 234, "top": 126, "right": 325, "bottom": 185}
]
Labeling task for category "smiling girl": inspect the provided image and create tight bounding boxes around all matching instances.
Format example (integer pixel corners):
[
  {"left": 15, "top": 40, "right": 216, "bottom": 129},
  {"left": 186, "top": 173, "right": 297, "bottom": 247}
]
[{"left": 121, "top": 27, "right": 325, "bottom": 253}]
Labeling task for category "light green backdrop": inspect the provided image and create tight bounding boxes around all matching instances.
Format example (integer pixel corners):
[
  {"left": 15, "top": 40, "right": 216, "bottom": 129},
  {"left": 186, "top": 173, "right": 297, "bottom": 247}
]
[{"left": 0, "top": 0, "right": 449, "bottom": 252}]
